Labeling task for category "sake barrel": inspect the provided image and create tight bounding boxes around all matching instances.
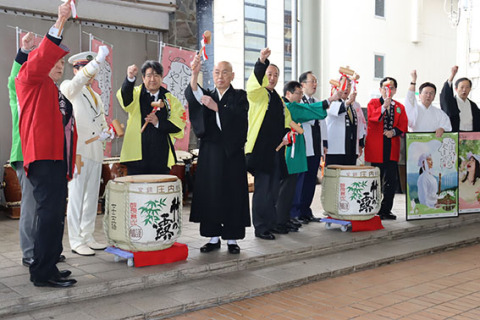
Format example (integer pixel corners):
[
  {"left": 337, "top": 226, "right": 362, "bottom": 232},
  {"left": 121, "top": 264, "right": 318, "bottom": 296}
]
[
  {"left": 321, "top": 165, "right": 382, "bottom": 221},
  {"left": 104, "top": 175, "right": 182, "bottom": 251}
]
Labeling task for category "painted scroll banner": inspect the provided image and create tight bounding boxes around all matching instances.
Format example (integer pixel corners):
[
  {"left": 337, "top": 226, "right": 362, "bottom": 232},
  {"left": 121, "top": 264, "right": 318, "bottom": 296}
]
[
  {"left": 160, "top": 45, "right": 196, "bottom": 151},
  {"left": 90, "top": 38, "right": 113, "bottom": 157},
  {"left": 406, "top": 132, "right": 459, "bottom": 220}
]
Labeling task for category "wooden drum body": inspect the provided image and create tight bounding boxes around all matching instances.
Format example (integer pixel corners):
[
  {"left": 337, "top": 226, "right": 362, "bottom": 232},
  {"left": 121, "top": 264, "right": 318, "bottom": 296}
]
[
  {"left": 321, "top": 165, "right": 382, "bottom": 221},
  {"left": 2, "top": 164, "right": 21, "bottom": 219},
  {"left": 104, "top": 174, "right": 182, "bottom": 251}
]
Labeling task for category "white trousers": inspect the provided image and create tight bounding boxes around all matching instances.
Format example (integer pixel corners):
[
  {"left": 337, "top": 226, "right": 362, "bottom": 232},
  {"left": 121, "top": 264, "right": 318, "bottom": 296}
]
[{"left": 66, "top": 157, "right": 102, "bottom": 249}]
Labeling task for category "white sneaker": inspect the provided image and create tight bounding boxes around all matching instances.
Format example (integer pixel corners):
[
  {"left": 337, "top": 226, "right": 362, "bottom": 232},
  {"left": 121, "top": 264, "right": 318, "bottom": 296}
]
[
  {"left": 86, "top": 240, "right": 107, "bottom": 250},
  {"left": 72, "top": 244, "right": 95, "bottom": 256}
]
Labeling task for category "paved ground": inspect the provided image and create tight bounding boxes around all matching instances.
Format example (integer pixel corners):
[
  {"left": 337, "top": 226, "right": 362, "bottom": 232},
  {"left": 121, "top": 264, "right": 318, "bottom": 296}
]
[
  {"left": 1, "top": 185, "right": 480, "bottom": 319},
  {"left": 169, "top": 244, "right": 480, "bottom": 320}
]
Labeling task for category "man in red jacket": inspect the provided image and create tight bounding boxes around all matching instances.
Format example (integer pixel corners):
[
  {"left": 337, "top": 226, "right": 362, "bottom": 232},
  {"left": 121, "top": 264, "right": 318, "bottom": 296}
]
[
  {"left": 365, "top": 77, "right": 408, "bottom": 220},
  {"left": 15, "top": 1, "right": 77, "bottom": 288}
]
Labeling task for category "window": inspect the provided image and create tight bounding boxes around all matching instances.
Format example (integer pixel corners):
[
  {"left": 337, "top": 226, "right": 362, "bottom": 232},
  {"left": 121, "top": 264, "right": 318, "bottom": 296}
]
[
  {"left": 244, "top": 0, "right": 267, "bottom": 84},
  {"left": 284, "top": 0, "right": 292, "bottom": 82},
  {"left": 375, "top": 0, "right": 385, "bottom": 18},
  {"left": 374, "top": 54, "right": 384, "bottom": 79}
]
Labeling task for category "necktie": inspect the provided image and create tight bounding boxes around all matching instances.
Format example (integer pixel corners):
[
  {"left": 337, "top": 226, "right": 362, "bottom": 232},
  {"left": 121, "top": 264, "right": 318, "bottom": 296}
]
[
  {"left": 86, "top": 85, "right": 98, "bottom": 107},
  {"left": 347, "top": 105, "right": 354, "bottom": 123}
]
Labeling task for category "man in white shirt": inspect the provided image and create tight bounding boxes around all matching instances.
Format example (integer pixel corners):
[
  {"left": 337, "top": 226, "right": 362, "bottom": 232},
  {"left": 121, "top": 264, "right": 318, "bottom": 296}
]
[
  {"left": 440, "top": 66, "right": 480, "bottom": 132},
  {"left": 405, "top": 70, "right": 452, "bottom": 136}
]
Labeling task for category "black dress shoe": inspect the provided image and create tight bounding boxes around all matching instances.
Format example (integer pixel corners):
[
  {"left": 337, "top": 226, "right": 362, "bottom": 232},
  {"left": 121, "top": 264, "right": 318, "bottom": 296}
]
[
  {"left": 308, "top": 215, "right": 322, "bottom": 222},
  {"left": 255, "top": 231, "right": 275, "bottom": 240},
  {"left": 22, "top": 257, "right": 34, "bottom": 267},
  {"left": 297, "top": 217, "right": 310, "bottom": 224},
  {"left": 34, "top": 278, "right": 77, "bottom": 288},
  {"left": 270, "top": 225, "right": 289, "bottom": 234},
  {"left": 200, "top": 241, "right": 221, "bottom": 253},
  {"left": 57, "top": 255, "right": 66, "bottom": 263},
  {"left": 380, "top": 213, "right": 397, "bottom": 220},
  {"left": 284, "top": 222, "right": 299, "bottom": 232},
  {"left": 227, "top": 244, "right": 240, "bottom": 254},
  {"left": 289, "top": 218, "right": 302, "bottom": 228},
  {"left": 57, "top": 270, "right": 72, "bottom": 278}
]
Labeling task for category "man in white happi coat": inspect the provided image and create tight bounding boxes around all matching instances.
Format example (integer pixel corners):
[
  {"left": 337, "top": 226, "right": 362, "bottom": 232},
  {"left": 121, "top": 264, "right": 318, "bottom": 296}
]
[
  {"left": 405, "top": 70, "right": 452, "bottom": 136},
  {"left": 61, "top": 47, "right": 112, "bottom": 256},
  {"left": 325, "top": 80, "right": 366, "bottom": 166}
]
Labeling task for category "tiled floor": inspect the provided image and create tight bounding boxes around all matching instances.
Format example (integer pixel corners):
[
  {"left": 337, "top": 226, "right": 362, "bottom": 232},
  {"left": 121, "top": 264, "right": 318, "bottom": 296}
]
[{"left": 170, "top": 244, "right": 480, "bottom": 320}]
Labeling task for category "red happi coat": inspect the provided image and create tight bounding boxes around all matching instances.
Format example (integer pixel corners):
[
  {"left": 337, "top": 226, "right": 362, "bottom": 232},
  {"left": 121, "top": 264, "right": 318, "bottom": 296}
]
[
  {"left": 16, "top": 36, "right": 77, "bottom": 180},
  {"left": 365, "top": 98, "right": 408, "bottom": 163}
]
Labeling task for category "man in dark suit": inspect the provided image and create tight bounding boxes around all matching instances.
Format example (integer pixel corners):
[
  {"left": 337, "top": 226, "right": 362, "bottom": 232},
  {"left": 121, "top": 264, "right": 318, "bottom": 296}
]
[
  {"left": 440, "top": 65, "right": 480, "bottom": 132},
  {"left": 185, "top": 55, "right": 250, "bottom": 254}
]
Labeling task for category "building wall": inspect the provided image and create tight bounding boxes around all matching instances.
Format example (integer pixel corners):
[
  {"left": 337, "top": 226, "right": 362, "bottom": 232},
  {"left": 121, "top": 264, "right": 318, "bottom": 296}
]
[{"left": 318, "top": 0, "right": 457, "bottom": 106}]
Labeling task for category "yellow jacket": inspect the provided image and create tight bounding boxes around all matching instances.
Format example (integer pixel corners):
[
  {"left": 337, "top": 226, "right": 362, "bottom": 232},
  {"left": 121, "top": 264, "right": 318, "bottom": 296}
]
[
  {"left": 116, "top": 85, "right": 185, "bottom": 167},
  {"left": 245, "top": 72, "right": 291, "bottom": 153}
]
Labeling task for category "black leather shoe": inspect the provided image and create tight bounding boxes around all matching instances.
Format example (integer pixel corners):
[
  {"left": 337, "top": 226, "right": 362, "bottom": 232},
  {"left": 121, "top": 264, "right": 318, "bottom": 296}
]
[
  {"left": 33, "top": 278, "right": 77, "bottom": 288},
  {"left": 57, "top": 270, "right": 72, "bottom": 278},
  {"left": 255, "top": 231, "right": 275, "bottom": 240},
  {"left": 289, "top": 218, "right": 302, "bottom": 228},
  {"left": 285, "top": 222, "right": 299, "bottom": 232},
  {"left": 57, "top": 255, "right": 66, "bottom": 263},
  {"left": 22, "top": 257, "right": 34, "bottom": 267},
  {"left": 380, "top": 213, "right": 397, "bottom": 220},
  {"left": 200, "top": 241, "right": 221, "bottom": 253},
  {"left": 308, "top": 215, "right": 322, "bottom": 222},
  {"left": 297, "top": 217, "right": 310, "bottom": 224},
  {"left": 270, "top": 225, "right": 289, "bottom": 234},
  {"left": 227, "top": 244, "right": 240, "bottom": 254}
]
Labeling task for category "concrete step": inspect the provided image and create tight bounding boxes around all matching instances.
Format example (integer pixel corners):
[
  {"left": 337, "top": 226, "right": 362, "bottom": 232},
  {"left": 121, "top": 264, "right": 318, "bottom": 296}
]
[{"left": 2, "top": 213, "right": 480, "bottom": 319}]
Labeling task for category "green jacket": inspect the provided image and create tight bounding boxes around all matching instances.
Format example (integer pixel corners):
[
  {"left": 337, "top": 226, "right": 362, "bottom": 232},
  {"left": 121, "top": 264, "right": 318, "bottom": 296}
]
[
  {"left": 8, "top": 60, "right": 23, "bottom": 167},
  {"left": 285, "top": 101, "right": 327, "bottom": 174}
]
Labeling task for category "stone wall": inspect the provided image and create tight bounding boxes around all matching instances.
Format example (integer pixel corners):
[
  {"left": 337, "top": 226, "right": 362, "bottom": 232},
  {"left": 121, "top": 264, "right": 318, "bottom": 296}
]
[{"left": 168, "top": 0, "right": 197, "bottom": 50}]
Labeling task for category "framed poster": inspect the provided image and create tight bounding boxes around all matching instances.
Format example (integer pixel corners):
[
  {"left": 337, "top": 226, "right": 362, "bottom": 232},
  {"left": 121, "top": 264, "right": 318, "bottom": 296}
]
[
  {"left": 458, "top": 132, "right": 480, "bottom": 213},
  {"left": 406, "top": 132, "right": 458, "bottom": 220}
]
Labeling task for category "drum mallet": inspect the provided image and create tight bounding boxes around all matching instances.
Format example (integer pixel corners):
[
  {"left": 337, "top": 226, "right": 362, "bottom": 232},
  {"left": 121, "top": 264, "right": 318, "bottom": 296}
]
[
  {"left": 383, "top": 79, "right": 392, "bottom": 98},
  {"left": 338, "top": 66, "right": 355, "bottom": 91},
  {"left": 76, "top": 154, "right": 84, "bottom": 175},
  {"left": 276, "top": 121, "right": 304, "bottom": 152},
  {"left": 141, "top": 100, "right": 165, "bottom": 133},
  {"left": 197, "top": 30, "right": 211, "bottom": 60},
  {"left": 85, "top": 119, "right": 124, "bottom": 144}
]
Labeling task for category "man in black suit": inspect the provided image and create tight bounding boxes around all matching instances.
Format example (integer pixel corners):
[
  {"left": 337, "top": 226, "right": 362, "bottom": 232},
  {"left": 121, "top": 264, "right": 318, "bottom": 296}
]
[
  {"left": 185, "top": 55, "right": 250, "bottom": 254},
  {"left": 440, "top": 65, "right": 480, "bottom": 132}
]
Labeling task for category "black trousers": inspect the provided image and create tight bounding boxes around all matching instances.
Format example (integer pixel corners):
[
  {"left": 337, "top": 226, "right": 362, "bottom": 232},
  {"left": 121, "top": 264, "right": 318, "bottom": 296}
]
[
  {"left": 291, "top": 154, "right": 321, "bottom": 219},
  {"left": 371, "top": 160, "right": 398, "bottom": 215},
  {"left": 252, "top": 155, "right": 282, "bottom": 234},
  {"left": 27, "top": 160, "right": 67, "bottom": 282},
  {"left": 276, "top": 173, "right": 297, "bottom": 226}
]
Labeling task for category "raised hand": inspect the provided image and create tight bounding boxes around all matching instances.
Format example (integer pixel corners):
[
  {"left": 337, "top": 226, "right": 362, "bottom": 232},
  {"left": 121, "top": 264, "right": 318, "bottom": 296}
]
[
  {"left": 191, "top": 54, "right": 201, "bottom": 76},
  {"left": 259, "top": 47, "right": 271, "bottom": 64},
  {"left": 21, "top": 32, "right": 35, "bottom": 51},
  {"left": 448, "top": 65, "right": 458, "bottom": 83},
  {"left": 346, "top": 91, "right": 357, "bottom": 106},
  {"left": 127, "top": 64, "right": 138, "bottom": 79},
  {"left": 411, "top": 70, "right": 417, "bottom": 82},
  {"left": 96, "top": 46, "right": 109, "bottom": 64}
]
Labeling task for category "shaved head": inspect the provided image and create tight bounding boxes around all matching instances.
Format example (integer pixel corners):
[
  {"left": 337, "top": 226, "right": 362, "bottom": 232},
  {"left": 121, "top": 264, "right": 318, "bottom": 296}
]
[{"left": 213, "top": 60, "right": 235, "bottom": 94}]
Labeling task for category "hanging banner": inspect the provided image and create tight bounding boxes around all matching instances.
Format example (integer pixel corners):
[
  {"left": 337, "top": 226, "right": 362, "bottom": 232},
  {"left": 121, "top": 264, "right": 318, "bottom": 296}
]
[
  {"left": 90, "top": 37, "right": 114, "bottom": 157},
  {"left": 406, "top": 132, "right": 459, "bottom": 220},
  {"left": 160, "top": 45, "right": 196, "bottom": 151},
  {"left": 458, "top": 132, "right": 480, "bottom": 213}
]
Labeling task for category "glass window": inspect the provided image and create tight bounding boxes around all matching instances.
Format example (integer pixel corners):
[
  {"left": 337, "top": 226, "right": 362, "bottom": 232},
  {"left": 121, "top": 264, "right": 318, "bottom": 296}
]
[
  {"left": 375, "top": 0, "right": 385, "bottom": 17},
  {"left": 245, "top": 5, "right": 266, "bottom": 20},
  {"left": 245, "top": 50, "right": 260, "bottom": 64},
  {"left": 245, "top": 35, "right": 267, "bottom": 50},
  {"left": 245, "top": 20, "right": 266, "bottom": 35},
  {"left": 245, "top": 0, "right": 266, "bottom": 6},
  {"left": 374, "top": 54, "right": 384, "bottom": 79}
]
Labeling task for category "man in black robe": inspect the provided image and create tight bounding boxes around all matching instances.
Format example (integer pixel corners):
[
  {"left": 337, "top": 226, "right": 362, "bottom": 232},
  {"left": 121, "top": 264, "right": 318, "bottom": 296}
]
[{"left": 185, "top": 55, "right": 250, "bottom": 254}]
